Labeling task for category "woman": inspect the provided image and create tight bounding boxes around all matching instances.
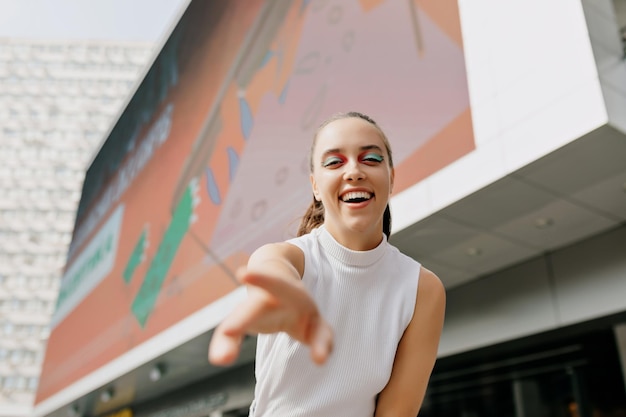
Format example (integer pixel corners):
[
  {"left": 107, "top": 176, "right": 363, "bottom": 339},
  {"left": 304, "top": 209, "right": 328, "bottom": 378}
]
[{"left": 209, "top": 112, "right": 446, "bottom": 416}]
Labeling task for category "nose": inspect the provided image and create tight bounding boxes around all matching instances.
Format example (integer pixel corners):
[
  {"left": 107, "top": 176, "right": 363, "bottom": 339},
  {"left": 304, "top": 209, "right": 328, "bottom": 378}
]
[{"left": 343, "top": 159, "right": 365, "bottom": 181}]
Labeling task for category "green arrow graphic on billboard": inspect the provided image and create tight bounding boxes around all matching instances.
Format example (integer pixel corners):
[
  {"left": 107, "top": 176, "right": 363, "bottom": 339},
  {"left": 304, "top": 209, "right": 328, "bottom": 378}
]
[
  {"left": 123, "top": 227, "right": 148, "bottom": 284},
  {"left": 131, "top": 181, "right": 197, "bottom": 327}
]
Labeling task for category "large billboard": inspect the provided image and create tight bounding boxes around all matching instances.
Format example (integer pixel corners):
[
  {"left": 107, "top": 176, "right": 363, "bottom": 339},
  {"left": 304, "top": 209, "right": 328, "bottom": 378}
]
[{"left": 36, "top": 0, "right": 473, "bottom": 406}]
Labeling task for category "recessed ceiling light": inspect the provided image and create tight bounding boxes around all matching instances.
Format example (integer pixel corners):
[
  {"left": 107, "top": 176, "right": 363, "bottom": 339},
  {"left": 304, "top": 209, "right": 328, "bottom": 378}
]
[
  {"left": 465, "top": 247, "right": 482, "bottom": 256},
  {"left": 100, "top": 387, "right": 114, "bottom": 403},
  {"left": 534, "top": 217, "right": 554, "bottom": 229},
  {"left": 149, "top": 363, "right": 166, "bottom": 382}
]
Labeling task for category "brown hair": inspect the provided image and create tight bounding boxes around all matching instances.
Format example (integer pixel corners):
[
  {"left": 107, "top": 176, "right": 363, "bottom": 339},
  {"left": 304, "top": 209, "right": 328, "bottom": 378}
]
[{"left": 297, "top": 111, "right": 393, "bottom": 238}]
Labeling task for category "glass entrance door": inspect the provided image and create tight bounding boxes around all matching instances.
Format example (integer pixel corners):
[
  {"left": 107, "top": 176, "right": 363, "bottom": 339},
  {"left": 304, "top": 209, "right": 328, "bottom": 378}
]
[
  {"left": 421, "top": 365, "right": 582, "bottom": 417},
  {"left": 420, "top": 328, "right": 626, "bottom": 417}
]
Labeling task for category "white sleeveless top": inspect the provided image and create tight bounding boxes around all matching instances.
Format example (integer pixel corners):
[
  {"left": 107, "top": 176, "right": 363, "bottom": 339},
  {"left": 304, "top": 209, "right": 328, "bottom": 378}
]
[{"left": 250, "top": 226, "right": 421, "bottom": 417}]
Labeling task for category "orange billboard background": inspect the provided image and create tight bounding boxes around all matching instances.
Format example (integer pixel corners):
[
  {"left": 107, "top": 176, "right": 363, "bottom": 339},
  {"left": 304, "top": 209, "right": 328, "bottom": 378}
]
[{"left": 37, "top": 0, "right": 474, "bottom": 404}]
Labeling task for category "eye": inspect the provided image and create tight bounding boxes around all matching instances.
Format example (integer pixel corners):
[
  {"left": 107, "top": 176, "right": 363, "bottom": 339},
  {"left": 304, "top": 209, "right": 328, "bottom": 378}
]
[
  {"left": 361, "top": 152, "right": 384, "bottom": 164},
  {"left": 322, "top": 155, "right": 344, "bottom": 168}
]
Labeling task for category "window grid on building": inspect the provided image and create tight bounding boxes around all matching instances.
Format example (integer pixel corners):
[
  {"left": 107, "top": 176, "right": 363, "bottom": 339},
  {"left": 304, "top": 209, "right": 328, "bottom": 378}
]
[{"left": 0, "top": 38, "right": 153, "bottom": 410}]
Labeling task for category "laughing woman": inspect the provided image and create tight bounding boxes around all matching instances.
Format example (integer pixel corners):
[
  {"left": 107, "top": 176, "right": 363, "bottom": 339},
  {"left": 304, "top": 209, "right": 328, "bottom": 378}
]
[{"left": 208, "top": 112, "right": 446, "bottom": 417}]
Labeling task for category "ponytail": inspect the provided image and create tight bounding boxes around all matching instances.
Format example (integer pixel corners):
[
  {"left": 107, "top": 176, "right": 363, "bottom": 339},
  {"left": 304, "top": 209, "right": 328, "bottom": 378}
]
[
  {"left": 383, "top": 204, "right": 391, "bottom": 239},
  {"left": 297, "top": 198, "right": 325, "bottom": 237},
  {"left": 297, "top": 197, "right": 393, "bottom": 239}
]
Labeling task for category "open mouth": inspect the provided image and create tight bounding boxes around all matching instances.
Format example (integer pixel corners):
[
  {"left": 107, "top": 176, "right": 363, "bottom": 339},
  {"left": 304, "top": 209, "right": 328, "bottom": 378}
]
[{"left": 340, "top": 191, "right": 373, "bottom": 203}]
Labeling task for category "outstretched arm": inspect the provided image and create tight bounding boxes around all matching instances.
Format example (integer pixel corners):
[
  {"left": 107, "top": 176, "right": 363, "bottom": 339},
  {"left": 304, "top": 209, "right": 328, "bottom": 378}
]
[
  {"left": 375, "top": 267, "right": 446, "bottom": 417},
  {"left": 208, "top": 242, "right": 333, "bottom": 366}
]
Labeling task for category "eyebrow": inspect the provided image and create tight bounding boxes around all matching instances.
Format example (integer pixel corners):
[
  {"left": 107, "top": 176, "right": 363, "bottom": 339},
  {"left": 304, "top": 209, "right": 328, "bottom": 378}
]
[{"left": 321, "top": 145, "right": 384, "bottom": 158}]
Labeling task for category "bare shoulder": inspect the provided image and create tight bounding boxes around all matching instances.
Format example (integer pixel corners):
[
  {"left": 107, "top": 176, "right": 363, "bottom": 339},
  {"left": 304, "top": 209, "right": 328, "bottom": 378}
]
[
  {"left": 409, "top": 266, "right": 446, "bottom": 327},
  {"left": 418, "top": 266, "right": 446, "bottom": 300},
  {"left": 413, "top": 266, "right": 446, "bottom": 320},
  {"left": 411, "top": 266, "right": 446, "bottom": 328}
]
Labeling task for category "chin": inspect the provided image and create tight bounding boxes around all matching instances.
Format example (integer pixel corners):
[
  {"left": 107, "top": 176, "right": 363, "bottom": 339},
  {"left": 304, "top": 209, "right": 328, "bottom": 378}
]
[{"left": 343, "top": 220, "right": 380, "bottom": 235}]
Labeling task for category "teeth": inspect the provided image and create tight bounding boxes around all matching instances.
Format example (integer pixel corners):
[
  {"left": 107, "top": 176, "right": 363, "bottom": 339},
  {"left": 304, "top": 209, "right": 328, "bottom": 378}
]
[{"left": 341, "top": 191, "right": 372, "bottom": 202}]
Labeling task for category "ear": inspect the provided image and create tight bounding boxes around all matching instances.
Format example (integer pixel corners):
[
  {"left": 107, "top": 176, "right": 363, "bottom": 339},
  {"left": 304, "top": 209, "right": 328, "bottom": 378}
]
[
  {"left": 389, "top": 167, "right": 395, "bottom": 195},
  {"left": 310, "top": 173, "right": 321, "bottom": 201}
]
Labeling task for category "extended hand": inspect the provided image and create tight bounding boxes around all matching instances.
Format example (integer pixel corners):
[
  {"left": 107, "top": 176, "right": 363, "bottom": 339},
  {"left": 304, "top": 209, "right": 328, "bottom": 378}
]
[{"left": 208, "top": 268, "right": 333, "bottom": 366}]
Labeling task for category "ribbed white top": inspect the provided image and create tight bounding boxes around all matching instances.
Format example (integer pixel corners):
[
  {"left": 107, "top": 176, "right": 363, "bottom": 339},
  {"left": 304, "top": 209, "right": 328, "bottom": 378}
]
[{"left": 251, "top": 226, "right": 420, "bottom": 417}]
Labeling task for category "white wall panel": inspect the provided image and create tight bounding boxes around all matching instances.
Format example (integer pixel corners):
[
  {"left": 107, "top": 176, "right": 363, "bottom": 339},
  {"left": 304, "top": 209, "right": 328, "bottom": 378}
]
[
  {"left": 552, "top": 226, "right": 626, "bottom": 324},
  {"left": 604, "top": 86, "right": 626, "bottom": 133},
  {"left": 426, "top": 143, "right": 506, "bottom": 216},
  {"left": 439, "top": 257, "right": 558, "bottom": 356},
  {"left": 582, "top": 0, "right": 622, "bottom": 57},
  {"left": 498, "top": 82, "right": 608, "bottom": 174},
  {"left": 392, "top": 0, "right": 608, "bottom": 234},
  {"left": 582, "top": 0, "right": 626, "bottom": 134},
  {"left": 440, "top": 225, "right": 626, "bottom": 357}
]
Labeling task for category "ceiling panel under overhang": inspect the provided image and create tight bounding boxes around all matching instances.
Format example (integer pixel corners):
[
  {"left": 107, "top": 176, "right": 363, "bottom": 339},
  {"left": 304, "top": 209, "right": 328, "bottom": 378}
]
[{"left": 390, "top": 124, "right": 626, "bottom": 289}]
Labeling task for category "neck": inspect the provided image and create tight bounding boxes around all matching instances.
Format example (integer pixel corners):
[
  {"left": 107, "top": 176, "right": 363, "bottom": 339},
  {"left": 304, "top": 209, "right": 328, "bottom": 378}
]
[{"left": 324, "top": 223, "right": 384, "bottom": 251}]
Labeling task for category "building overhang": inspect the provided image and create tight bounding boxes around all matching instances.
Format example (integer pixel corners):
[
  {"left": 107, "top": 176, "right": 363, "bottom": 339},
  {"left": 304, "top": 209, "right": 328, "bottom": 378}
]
[{"left": 391, "top": 124, "right": 626, "bottom": 289}]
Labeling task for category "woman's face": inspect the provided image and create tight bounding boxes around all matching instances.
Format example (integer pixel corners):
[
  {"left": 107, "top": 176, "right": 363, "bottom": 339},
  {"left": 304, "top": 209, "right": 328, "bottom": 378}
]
[{"left": 310, "top": 117, "right": 394, "bottom": 243}]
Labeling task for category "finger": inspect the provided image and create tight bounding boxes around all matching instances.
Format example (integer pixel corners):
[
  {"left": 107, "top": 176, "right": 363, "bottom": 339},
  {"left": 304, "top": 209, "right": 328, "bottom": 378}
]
[
  {"left": 208, "top": 325, "right": 243, "bottom": 366},
  {"left": 235, "top": 266, "right": 248, "bottom": 284},
  {"left": 309, "top": 319, "right": 334, "bottom": 365},
  {"left": 208, "top": 298, "right": 267, "bottom": 366}
]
